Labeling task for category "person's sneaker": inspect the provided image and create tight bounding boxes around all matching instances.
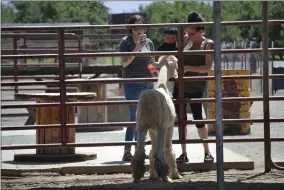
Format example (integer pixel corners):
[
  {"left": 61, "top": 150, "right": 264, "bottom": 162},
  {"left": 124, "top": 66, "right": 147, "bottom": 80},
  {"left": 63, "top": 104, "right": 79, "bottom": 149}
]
[
  {"left": 176, "top": 153, "right": 189, "bottom": 163},
  {"left": 204, "top": 152, "right": 214, "bottom": 163},
  {"left": 122, "top": 152, "right": 133, "bottom": 162}
]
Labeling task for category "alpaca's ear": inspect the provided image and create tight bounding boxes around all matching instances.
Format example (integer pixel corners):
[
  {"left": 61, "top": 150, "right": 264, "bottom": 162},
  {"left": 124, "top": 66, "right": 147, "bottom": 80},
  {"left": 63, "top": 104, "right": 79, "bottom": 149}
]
[
  {"left": 152, "top": 55, "right": 166, "bottom": 68},
  {"left": 174, "top": 58, "right": 178, "bottom": 70},
  {"left": 170, "top": 55, "right": 178, "bottom": 63},
  {"left": 173, "top": 56, "right": 178, "bottom": 64},
  {"left": 173, "top": 62, "right": 178, "bottom": 71},
  {"left": 152, "top": 61, "right": 160, "bottom": 68},
  {"left": 158, "top": 55, "right": 166, "bottom": 63},
  {"left": 172, "top": 56, "right": 178, "bottom": 70}
]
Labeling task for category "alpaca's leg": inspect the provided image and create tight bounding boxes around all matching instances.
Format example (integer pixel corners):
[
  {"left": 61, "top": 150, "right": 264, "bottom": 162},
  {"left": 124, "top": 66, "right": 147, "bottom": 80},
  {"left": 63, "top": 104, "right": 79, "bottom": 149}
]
[
  {"left": 165, "top": 126, "right": 182, "bottom": 180},
  {"left": 148, "top": 129, "right": 158, "bottom": 179},
  {"left": 165, "top": 148, "right": 182, "bottom": 180},
  {"left": 131, "top": 127, "right": 147, "bottom": 183},
  {"left": 155, "top": 126, "right": 170, "bottom": 182}
]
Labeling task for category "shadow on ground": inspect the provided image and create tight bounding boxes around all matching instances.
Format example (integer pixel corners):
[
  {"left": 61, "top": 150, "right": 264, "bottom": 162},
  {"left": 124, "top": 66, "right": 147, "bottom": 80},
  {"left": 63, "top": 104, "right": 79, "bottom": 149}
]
[
  {"left": 2, "top": 160, "right": 87, "bottom": 165},
  {"left": 28, "top": 181, "right": 284, "bottom": 190}
]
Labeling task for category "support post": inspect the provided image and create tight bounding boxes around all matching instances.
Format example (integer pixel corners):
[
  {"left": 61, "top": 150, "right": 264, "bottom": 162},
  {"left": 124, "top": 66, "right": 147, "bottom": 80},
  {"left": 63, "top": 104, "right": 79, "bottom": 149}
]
[
  {"left": 13, "top": 36, "right": 18, "bottom": 93},
  {"left": 262, "top": 1, "right": 271, "bottom": 172},
  {"left": 177, "top": 26, "right": 185, "bottom": 145},
  {"left": 58, "top": 29, "right": 68, "bottom": 145},
  {"left": 213, "top": 1, "right": 225, "bottom": 190},
  {"left": 271, "top": 41, "right": 274, "bottom": 96}
]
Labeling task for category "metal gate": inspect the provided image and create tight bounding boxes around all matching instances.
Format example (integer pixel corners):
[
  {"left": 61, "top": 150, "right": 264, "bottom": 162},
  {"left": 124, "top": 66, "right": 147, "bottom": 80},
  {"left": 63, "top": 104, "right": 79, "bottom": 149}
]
[{"left": 1, "top": 2, "right": 284, "bottom": 190}]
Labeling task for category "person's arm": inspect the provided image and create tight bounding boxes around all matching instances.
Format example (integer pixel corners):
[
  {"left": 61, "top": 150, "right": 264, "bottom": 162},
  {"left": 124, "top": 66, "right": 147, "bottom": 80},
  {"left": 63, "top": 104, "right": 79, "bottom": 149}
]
[
  {"left": 119, "top": 38, "right": 145, "bottom": 67},
  {"left": 184, "top": 40, "right": 214, "bottom": 73}
]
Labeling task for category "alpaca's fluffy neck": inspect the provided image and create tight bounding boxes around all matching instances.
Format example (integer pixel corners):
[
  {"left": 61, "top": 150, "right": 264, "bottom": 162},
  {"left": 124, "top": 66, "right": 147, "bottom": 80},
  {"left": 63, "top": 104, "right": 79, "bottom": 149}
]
[{"left": 156, "top": 65, "right": 169, "bottom": 93}]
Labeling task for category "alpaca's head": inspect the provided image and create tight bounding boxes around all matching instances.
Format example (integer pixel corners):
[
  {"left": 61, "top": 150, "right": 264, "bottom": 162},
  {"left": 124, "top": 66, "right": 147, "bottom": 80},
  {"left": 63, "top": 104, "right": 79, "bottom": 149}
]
[{"left": 153, "top": 55, "right": 178, "bottom": 78}]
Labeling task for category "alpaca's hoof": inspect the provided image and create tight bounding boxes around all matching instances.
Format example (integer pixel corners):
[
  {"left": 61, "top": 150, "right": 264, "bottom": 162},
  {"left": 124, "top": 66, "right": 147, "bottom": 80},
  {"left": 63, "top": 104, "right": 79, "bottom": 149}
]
[
  {"left": 163, "top": 176, "right": 173, "bottom": 183},
  {"left": 172, "top": 174, "right": 183, "bottom": 179}
]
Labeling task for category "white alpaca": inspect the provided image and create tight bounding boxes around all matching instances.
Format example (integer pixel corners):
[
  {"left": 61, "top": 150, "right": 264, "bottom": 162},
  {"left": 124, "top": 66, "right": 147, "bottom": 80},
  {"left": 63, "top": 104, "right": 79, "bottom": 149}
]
[{"left": 131, "top": 55, "right": 182, "bottom": 183}]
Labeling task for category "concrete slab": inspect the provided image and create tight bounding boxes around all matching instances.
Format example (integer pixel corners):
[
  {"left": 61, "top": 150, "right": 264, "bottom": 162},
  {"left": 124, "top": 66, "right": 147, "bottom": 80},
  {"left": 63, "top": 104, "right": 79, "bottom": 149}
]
[
  {"left": 1, "top": 144, "right": 254, "bottom": 176},
  {"left": 32, "top": 145, "right": 256, "bottom": 175},
  {"left": 2, "top": 150, "right": 15, "bottom": 161},
  {"left": 2, "top": 150, "right": 18, "bottom": 176},
  {"left": 10, "top": 149, "right": 62, "bottom": 175}
]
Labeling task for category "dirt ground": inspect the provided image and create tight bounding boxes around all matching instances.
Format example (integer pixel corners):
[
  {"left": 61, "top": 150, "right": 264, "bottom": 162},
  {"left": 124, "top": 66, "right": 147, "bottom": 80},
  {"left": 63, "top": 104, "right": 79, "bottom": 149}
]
[{"left": 2, "top": 169, "right": 284, "bottom": 190}]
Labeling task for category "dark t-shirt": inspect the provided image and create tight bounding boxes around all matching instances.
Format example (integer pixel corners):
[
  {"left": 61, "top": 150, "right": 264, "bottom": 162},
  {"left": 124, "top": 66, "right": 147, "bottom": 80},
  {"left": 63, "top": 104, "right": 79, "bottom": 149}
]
[
  {"left": 183, "top": 38, "right": 210, "bottom": 93},
  {"left": 119, "top": 35, "right": 155, "bottom": 78},
  {"left": 157, "top": 42, "right": 177, "bottom": 51}
]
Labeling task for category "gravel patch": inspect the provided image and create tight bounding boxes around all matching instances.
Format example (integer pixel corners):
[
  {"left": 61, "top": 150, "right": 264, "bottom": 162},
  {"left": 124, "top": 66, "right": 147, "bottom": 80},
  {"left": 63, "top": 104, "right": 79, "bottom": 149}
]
[{"left": 2, "top": 170, "right": 284, "bottom": 190}]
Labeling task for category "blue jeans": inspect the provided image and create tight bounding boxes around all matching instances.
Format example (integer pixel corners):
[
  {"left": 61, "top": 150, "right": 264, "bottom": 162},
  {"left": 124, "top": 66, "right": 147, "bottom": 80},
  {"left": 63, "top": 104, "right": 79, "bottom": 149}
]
[{"left": 123, "top": 82, "right": 154, "bottom": 152}]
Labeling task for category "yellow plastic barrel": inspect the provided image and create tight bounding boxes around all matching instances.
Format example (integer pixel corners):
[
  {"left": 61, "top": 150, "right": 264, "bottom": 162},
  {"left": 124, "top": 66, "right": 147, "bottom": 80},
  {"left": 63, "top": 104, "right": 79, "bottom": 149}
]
[{"left": 207, "top": 70, "right": 251, "bottom": 135}]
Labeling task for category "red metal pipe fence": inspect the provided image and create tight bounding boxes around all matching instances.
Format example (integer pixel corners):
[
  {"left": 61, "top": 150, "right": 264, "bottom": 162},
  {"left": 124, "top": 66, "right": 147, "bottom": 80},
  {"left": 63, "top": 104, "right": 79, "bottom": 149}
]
[
  {"left": 1, "top": 33, "right": 83, "bottom": 87},
  {"left": 1, "top": 33, "right": 126, "bottom": 94},
  {"left": 1, "top": 19, "right": 284, "bottom": 174}
]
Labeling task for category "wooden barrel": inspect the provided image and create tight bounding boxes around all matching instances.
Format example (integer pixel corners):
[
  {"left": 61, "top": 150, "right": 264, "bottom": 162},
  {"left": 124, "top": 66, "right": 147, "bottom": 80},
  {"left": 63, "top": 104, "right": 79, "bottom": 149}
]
[
  {"left": 14, "top": 92, "right": 97, "bottom": 155},
  {"left": 36, "top": 99, "right": 76, "bottom": 155},
  {"left": 206, "top": 70, "right": 251, "bottom": 135}
]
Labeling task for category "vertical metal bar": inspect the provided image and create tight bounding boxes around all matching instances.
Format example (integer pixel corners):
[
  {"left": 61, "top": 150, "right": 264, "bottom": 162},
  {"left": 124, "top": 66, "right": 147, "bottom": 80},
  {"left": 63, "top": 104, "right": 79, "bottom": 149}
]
[
  {"left": 177, "top": 26, "right": 185, "bottom": 144},
  {"left": 260, "top": 42, "right": 263, "bottom": 93},
  {"left": 13, "top": 36, "right": 18, "bottom": 94},
  {"left": 58, "top": 29, "right": 68, "bottom": 146},
  {"left": 77, "top": 35, "right": 82, "bottom": 78},
  {"left": 245, "top": 54, "right": 247, "bottom": 70},
  {"left": 112, "top": 44, "right": 115, "bottom": 77},
  {"left": 23, "top": 37, "right": 27, "bottom": 65},
  {"left": 271, "top": 41, "right": 274, "bottom": 96},
  {"left": 262, "top": 1, "right": 271, "bottom": 172},
  {"left": 245, "top": 41, "right": 247, "bottom": 70},
  {"left": 213, "top": 1, "right": 225, "bottom": 190}
]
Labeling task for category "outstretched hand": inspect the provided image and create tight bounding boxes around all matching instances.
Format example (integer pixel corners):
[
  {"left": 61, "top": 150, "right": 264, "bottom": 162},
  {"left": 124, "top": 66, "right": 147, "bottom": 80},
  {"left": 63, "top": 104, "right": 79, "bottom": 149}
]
[{"left": 134, "top": 40, "right": 146, "bottom": 52}]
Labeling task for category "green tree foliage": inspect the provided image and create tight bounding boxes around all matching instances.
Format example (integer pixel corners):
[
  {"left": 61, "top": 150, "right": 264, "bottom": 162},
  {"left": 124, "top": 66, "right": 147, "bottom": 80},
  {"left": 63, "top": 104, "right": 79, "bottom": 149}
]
[
  {"left": 139, "top": 1, "right": 284, "bottom": 48},
  {"left": 221, "top": 1, "right": 262, "bottom": 42},
  {"left": 1, "top": 3, "right": 15, "bottom": 23},
  {"left": 269, "top": 1, "right": 284, "bottom": 48},
  {"left": 2, "top": 1, "right": 108, "bottom": 25},
  {"left": 139, "top": 1, "right": 213, "bottom": 46}
]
